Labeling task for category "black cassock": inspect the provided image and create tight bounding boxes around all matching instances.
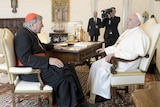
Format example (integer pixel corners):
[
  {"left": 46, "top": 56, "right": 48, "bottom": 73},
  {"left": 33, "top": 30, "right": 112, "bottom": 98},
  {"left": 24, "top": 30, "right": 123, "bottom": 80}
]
[{"left": 14, "top": 27, "right": 85, "bottom": 107}]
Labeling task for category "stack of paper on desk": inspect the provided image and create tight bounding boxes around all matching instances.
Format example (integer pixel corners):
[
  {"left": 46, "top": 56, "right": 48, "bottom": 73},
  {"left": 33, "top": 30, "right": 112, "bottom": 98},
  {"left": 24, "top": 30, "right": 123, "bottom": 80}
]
[{"left": 73, "top": 42, "right": 88, "bottom": 48}]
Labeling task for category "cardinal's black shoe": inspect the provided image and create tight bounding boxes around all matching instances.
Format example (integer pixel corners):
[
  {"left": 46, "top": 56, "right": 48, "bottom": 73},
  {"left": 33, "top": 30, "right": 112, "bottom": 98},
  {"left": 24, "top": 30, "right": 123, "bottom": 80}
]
[
  {"left": 95, "top": 95, "right": 110, "bottom": 103},
  {"left": 77, "top": 101, "right": 91, "bottom": 107}
]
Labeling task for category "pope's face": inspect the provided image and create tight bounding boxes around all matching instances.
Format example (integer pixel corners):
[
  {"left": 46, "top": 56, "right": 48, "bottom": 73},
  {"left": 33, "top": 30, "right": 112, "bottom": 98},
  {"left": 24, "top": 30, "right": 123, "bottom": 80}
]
[{"left": 126, "top": 14, "right": 139, "bottom": 29}]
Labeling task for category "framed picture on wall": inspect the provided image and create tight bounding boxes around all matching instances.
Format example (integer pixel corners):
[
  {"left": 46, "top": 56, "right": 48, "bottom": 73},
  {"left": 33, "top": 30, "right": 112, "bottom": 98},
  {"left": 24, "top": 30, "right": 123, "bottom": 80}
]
[{"left": 52, "top": 0, "right": 70, "bottom": 22}]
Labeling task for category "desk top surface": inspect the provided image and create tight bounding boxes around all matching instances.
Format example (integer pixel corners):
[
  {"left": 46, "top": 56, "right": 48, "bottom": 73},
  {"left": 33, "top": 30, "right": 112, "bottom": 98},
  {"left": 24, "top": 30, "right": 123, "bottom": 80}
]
[{"left": 53, "top": 41, "right": 103, "bottom": 53}]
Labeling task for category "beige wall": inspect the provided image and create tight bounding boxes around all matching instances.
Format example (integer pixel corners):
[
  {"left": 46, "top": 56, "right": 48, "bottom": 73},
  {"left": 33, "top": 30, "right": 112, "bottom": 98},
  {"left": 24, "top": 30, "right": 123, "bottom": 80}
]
[
  {"left": 0, "top": 0, "right": 159, "bottom": 41},
  {"left": 0, "top": 0, "right": 160, "bottom": 71}
]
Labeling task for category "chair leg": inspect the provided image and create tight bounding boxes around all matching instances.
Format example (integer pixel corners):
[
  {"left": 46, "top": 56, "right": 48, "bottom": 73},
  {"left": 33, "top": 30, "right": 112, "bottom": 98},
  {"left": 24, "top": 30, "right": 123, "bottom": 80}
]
[
  {"left": 48, "top": 93, "right": 53, "bottom": 107},
  {"left": 111, "top": 86, "right": 131, "bottom": 107},
  {"left": 38, "top": 95, "right": 42, "bottom": 107},
  {"left": 12, "top": 93, "right": 53, "bottom": 107},
  {"left": 111, "top": 87, "right": 117, "bottom": 97},
  {"left": 125, "top": 86, "right": 128, "bottom": 94},
  {"left": 12, "top": 94, "right": 16, "bottom": 107},
  {"left": 110, "top": 87, "right": 119, "bottom": 107}
]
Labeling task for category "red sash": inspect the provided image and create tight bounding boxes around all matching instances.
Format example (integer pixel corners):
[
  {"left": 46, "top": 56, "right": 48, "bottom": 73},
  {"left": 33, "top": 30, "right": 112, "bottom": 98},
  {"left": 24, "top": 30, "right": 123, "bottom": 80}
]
[{"left": 17, "top": 53, "right": 45, "bottom": 66}]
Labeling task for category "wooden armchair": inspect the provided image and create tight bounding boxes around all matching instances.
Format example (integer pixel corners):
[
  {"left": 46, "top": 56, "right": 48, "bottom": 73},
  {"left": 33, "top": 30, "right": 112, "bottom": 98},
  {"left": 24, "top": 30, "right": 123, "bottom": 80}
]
[
  {"left": 110, "top": 18, "right": 160, "bottom": 105},
  {"left": 1, "top": 28, "right": 53, "bottom": 107},
  {"left": 0, "top": 29, "right": 7, "bottom": 73}
]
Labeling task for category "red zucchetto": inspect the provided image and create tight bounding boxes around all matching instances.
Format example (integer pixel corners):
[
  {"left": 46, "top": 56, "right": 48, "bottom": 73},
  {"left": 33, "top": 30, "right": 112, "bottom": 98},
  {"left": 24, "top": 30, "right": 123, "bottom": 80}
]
[{"left": 25, "top": 13, "right": 38, "bottom": 22}]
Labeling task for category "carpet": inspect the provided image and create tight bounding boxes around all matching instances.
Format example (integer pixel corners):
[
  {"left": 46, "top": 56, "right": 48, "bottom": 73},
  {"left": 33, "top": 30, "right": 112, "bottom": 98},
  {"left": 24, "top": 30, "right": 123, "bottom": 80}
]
[
  {"left": 0, "top": 65, "right": 156, "bottom": 107},
  {"left": 76, "top": 65, "right": 156, "bottom": 107},
  {"left": 0, "top": 90, "right": 49, "bottom": 107}
]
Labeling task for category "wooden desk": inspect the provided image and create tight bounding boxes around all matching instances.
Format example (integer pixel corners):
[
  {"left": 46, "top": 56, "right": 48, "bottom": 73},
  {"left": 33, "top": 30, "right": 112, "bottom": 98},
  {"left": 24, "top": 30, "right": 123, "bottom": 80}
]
[
  {"left": 46, "top": 42, "right": 103, "bottom": 66},
  {"left": 132, "top": 81, "right": 160, "bottom": 107}
]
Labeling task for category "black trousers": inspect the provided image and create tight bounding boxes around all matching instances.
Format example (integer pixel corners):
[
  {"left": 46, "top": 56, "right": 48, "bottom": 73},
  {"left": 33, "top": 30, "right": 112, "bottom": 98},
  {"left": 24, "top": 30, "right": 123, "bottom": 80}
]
[
  {"left": 19, "top": 64, "right": 85, "bottom": 107},
  {"left": 104, "top": 34, "right": 119, "bottom": 47},
  {"left": 90, "top": 35, "right": 98, "bottom": 41}
]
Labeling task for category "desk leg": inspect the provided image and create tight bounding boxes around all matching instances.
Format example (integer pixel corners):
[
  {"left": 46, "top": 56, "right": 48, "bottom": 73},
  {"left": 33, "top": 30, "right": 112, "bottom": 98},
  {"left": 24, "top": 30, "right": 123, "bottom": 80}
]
[
  {"left": 84, "top": 59, "right": 91, "bottom": 68},
  {"left": 64, "top": 62, "right": 75, "bottom": 67},
  {"left": 84, "top": 54, "right": 104, "bottom": 68}
]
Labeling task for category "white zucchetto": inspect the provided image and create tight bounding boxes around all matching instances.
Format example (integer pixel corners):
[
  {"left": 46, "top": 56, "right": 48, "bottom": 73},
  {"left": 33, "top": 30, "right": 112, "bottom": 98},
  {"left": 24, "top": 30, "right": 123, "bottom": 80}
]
[{"left": 136, "top": 13, "right": 143, "bottom": 24}]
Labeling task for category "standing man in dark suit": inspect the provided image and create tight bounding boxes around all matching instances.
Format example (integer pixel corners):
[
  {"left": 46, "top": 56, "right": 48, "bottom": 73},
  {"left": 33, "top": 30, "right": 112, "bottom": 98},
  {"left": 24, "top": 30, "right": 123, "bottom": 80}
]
[
  {"left": 87, "top": 11, "right": 102, "bottom": 41},
  {"left": 101, "top": 7, "right": 120, "bottom": 47}
]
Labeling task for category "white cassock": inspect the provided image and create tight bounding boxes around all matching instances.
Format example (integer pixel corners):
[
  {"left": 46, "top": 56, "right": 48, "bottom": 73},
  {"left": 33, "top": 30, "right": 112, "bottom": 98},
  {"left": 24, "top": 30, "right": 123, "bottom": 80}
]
[{"left": 87, "top": 26, "right": 150, "bottom": 104}]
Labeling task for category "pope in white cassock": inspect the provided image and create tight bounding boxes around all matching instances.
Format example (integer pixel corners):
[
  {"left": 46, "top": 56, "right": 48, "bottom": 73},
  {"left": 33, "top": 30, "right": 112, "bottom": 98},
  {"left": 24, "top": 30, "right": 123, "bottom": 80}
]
[{"left": 87, "top": 13, "right": 150, "bottom": 104}]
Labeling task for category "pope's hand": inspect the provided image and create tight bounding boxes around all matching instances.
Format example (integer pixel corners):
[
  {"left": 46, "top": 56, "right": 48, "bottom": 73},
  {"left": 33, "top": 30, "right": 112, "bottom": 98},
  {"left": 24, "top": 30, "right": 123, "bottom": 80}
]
[
  {"left": 96, "top": 48, "right": 105, "bottom": 54},
  {"left": 105, "top": 53, "right": 114, "bottom": 62}
]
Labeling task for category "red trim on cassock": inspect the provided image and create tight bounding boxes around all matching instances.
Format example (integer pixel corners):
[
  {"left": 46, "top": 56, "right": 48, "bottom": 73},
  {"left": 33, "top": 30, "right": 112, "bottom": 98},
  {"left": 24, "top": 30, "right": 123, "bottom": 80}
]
[{"left": 17, "top": 53, "right": 45, "bottom": 66}]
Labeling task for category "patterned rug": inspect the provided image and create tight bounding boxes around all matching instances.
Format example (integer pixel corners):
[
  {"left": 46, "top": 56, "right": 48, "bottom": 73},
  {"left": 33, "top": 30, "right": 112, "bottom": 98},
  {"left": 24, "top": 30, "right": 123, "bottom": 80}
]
[
  {"left": 0, "top": 65, "right": 156, "bottom": 107},
  {"left": 76, "top": 65, "right": 156, "bottom": 107}
]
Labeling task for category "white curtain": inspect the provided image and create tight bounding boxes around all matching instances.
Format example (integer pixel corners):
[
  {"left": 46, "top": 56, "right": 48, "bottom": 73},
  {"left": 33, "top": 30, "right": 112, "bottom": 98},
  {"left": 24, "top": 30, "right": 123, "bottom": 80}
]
[
  {"left": 149, "top": 0, "right": 154, "bottom": 16},
  {"left": 90, "top": 0, "right": 98, "bottom": 15},
  {"left": 122, "top": 0, "right": 131, "bottom": 32}
]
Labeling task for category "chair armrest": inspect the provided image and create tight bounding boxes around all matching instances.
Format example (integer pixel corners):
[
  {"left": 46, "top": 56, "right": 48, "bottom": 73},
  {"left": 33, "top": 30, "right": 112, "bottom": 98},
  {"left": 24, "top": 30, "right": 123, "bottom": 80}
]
[
  {"left": 9, "top": 67, "right": 36, "bottom": 74},
  {"left": 110, "top": 54, "right": 149, "bottom": 74},
  {"left": 10, "top": 67, "right": 44, "bottom": 89},
  {"left": 99, "top": 52, "right": 106, "bottom": 57},
  {"left": 96, "top": 52, "right": 106, "bottom": 60},
  {"left": 34, "top": 69, "right": 44, "bottom": 90}
]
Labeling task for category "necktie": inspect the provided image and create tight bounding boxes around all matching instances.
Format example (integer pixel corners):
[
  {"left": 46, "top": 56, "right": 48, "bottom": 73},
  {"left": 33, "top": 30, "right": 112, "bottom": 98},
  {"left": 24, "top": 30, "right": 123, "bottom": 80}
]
[{"left": 94, "top": 18, "right": 97, "bottom": 23}]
